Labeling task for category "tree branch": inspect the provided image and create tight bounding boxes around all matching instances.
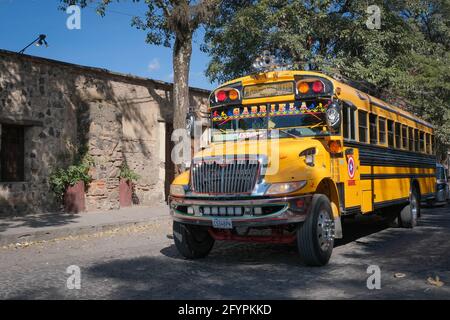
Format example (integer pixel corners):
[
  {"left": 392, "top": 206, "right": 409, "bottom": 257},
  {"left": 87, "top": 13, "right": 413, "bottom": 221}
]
[
  {"left": 190, "top": 0, "right": 220, "bottom": 29},
  {"left": 155, "top": 0, "right": 172, "bottom": 19}
]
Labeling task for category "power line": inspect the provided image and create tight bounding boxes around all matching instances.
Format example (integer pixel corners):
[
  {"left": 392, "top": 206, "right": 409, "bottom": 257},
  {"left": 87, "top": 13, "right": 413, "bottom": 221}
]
[{"left": 83, "top": 0, "right": 148, "bottom": 20}]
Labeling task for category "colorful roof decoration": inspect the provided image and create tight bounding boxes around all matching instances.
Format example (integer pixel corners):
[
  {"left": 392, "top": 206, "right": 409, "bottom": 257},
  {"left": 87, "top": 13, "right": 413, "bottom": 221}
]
[{"left": 212, "top": 100, "right": 331, "bottom": 122}]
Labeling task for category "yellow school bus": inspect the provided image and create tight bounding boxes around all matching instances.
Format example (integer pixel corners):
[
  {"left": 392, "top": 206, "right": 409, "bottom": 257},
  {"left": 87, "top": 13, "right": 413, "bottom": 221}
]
[{"left": 169, "top": 69, "right": 436, "bottom": 266}]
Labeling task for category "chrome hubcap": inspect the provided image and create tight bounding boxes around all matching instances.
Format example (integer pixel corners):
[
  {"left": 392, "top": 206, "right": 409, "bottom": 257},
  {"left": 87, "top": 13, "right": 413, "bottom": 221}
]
[{"left": 317, "top": 210, "right": 334, "bottom": 251}]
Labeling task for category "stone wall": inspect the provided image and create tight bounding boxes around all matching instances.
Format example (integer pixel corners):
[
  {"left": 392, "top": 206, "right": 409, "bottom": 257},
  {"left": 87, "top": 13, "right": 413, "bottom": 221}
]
[{"left": 0, "top": 49, "right": 209, "bottom": 215}]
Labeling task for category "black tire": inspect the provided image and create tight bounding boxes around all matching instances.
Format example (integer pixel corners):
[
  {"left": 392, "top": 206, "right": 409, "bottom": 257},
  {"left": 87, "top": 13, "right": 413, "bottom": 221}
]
[
  {"left": 297, "top": 194, "right": 334, "bottom": 266},
  {"left": 400, "top": 186, "right": 420, "bottom": 228},
  {"left": 173, "top": 221, "right": 215, "bottom": 259},
  {"left": 384, "top": 207, "right": 401, "bottom": 228}
]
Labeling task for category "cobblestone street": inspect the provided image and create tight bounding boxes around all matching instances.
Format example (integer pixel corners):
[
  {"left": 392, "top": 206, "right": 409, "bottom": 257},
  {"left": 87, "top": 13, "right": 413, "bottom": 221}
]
[{"left": 0, "top": 205, "right": 449, "bottom": 300}]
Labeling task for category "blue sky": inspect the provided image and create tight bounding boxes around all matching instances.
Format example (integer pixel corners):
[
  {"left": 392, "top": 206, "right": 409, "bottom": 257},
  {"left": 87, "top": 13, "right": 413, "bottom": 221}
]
[{"left": 0, "top": 0, "right": 216, "bottom": 90}]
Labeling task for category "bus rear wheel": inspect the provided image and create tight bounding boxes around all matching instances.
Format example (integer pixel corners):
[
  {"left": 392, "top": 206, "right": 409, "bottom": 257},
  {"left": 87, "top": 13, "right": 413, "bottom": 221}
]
[
  {"left": 297, "top": 194, "right": 334, "bottom": 266},
  {"left": 400, "top": 187, "right": 420, "bottom": 228},
  {"left": 173, "top": 221, "right": 215, "bottom": 259}
]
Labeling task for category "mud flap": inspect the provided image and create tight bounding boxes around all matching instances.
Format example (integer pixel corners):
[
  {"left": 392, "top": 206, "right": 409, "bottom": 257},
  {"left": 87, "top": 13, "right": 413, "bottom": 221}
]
[{"left": 334, "top": 216, "right": 343, "bottom": 239}]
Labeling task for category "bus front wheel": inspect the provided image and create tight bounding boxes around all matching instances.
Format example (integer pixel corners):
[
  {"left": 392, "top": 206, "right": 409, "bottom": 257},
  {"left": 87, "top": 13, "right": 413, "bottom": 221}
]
[
  {"left": 173, "top": 221, "right": 215, "bottom": 259},
  {"left": 297, "top": 194, "right": 334, "bottom": 266}
]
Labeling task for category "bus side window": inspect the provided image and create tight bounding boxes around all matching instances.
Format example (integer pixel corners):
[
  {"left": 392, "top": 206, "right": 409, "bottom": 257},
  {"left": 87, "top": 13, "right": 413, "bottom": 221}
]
[
  {"left": 408, "top": 127, "right": 414, "bottom": 151},
  {"left": 358, "top": 110, "right": 368, "bottom": 143},
  {"left": 419, "top": 131, "right": 425, "bottom": 153},
  {"left": 387, "top": 120, "right": 394, "bottom": 148},
  {"left": 379, "top": 117, "right": 386, "bottom": 145},
  {"left": 369, "top": 114, "right": 378, "bottom": 144},
  {"left": 431, "top": 135, "right": 435, "bottom": 154},
  {"left": 402, "top": 125, "right": 408, "bottom": 149},
  {"left": 395, "top": 123, "right": 401, "bottom": 149},
  {"left": 343, "top": 103, "right": 356, "bottom": 141},
  {"left": 426, "top": 133, "right": 431, "bottom": 153},
  {"left": 414, "top": 129, "right": 419, "bottom": 152},
  {"left": 351, "top": 110, "right": 356, "bottom": 140}
]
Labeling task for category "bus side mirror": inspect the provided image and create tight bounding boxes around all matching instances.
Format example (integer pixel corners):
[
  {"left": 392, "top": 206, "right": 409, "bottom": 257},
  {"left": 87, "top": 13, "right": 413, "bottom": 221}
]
[
  {"left": 186, "top": 112, "right": 195, "bottom": 138},
  {"left": 326, "top": 101, "right": 341, "bottom": 132}
]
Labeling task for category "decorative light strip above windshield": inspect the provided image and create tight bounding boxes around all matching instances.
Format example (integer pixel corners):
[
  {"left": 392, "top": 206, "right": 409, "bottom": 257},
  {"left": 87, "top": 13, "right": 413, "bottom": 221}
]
[
  {"left": 243, "top": 81, "right": 294, "bottom": 99},
  {"left": 212, "top": 100, "right": 332, "bottom": 122}
]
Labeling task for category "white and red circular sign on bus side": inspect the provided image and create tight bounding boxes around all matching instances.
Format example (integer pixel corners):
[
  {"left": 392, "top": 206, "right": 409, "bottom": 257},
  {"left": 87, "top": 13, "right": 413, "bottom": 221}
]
[{"left": 347, "top": 155, "right": 356, "bottom": 179}]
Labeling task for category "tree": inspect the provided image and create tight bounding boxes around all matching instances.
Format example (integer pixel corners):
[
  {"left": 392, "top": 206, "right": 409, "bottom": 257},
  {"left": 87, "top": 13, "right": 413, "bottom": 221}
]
[
  {"left": 60, "top": 0, "right": 219, "bottom": 133},
  {"left": 390, "top": 0, "right": 450, "bottom": 161},
  {"left": 204, "top": 0, "right": 414, "bottom": 86},
  {"left": 203, "top": 0, "right": 450, "bottom": 159}
]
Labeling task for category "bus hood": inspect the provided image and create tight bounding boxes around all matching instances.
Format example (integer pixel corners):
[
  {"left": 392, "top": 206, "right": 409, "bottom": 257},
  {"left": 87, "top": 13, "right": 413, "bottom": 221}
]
[{"left": 193, "top": 138, "right": 328, "bottom": 183}]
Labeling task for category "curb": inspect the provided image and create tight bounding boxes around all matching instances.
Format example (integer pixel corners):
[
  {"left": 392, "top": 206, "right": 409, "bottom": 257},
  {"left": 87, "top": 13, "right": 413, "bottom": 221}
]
[{"left": 0, "top": 217, "right": 168, "bottom": 247}]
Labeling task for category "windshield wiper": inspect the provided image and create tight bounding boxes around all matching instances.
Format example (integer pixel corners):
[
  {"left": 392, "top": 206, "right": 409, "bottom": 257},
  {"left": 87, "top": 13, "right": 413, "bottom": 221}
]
[
  {"left": 213, "top": 128, "right": 227, "bottom": 134},
  {"left": 310, "top": 121, "right": 328, "bottom": 129},
  {"left": 277, "top": 129, "right": 302, "bottom": 139}
]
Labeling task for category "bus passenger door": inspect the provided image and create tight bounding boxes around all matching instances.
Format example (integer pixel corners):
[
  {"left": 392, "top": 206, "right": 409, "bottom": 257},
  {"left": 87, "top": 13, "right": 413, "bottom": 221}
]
[{"left": 339, "top": 148, "right": 363, "bottom": 214}]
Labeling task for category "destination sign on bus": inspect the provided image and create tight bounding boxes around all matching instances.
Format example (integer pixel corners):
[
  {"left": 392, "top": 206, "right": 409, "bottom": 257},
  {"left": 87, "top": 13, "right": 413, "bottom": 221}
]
[{"left": 243, "top": 81, "right": 294, "bottom": 99}]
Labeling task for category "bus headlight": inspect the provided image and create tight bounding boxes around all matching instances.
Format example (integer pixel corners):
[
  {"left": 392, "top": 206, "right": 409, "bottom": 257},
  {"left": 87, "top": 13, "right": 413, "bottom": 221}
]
[
  {"left": 265, "top": 181, "right": 307, "bottom": 195},
  {"left": 170, "top": 184, "right": 186, "bottom": 197}
]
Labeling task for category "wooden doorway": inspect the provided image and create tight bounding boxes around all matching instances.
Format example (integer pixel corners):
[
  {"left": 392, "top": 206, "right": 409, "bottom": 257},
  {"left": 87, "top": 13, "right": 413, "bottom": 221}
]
[{"left": 1, "top": 124, "right": 25, "bottom": 182}]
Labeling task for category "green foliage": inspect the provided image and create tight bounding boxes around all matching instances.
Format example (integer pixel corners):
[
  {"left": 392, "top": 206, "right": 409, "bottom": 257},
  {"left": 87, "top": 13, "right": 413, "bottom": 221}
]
[
  {"left": 49, "top": 160, "right": 93, "bottom": 199},
  {"left": 203, "top": 0, "right": 450, "bottom": 158},
  {"left": 119, "top": 164, "right": 140, "bottom": 182}
]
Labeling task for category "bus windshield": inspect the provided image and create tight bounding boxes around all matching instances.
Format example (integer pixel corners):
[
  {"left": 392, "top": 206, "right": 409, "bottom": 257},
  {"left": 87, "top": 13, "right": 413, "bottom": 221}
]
[{"left": 211, "top": 99, "right": 332, "bottom": 142}]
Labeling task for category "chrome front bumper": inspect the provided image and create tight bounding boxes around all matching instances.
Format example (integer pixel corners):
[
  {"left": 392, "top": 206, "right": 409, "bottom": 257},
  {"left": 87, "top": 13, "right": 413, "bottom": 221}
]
[{"left": 169, "top": 194, "right": 313, "bottom": 228}]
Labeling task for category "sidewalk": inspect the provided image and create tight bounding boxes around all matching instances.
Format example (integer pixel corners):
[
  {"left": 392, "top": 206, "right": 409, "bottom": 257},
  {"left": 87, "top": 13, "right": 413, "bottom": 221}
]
[{"left": 0, "top": 205, "right": 170, "bottom": 246}]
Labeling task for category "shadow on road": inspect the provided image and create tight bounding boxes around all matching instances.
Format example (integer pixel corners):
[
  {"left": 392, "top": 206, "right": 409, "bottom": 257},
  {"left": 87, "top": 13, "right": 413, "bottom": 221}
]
[
  {"left": 0, "top": 212, "right": 79, "bottom": 233},
  {"left": 335, "top": 215, "right": 390, "bottom": 246},
  {"left": 159, "top": 212, "right": 392, "bottom": 261},
  {"left": 6, "top": 204, "right": 448, "bottom": 299},
  {"left": 158, "top": 204, "right": 450, "bottom": 268},
  {"left": 85, "top": 204, "right": 449, "bottom": 299}
]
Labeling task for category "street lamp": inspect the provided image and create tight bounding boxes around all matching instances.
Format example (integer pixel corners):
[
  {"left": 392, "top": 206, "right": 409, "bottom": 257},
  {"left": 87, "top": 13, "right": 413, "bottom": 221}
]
[{"left": 18, "top": 34, "right": 49, "bottom": 54}]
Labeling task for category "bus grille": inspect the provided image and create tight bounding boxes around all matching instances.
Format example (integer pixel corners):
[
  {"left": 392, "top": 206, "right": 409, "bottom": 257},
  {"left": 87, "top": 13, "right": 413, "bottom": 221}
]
[{"left": 191, "top": 160, "right": 260, "bottom": 194}]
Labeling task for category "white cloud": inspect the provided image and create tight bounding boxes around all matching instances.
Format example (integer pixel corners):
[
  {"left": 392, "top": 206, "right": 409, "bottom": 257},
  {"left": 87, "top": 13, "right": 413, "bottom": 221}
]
[
  {"left": 166, "top": 72, "right": 174, "bottom": 81},
  {"left": 148, "top": 58, "right": 160, "bottom": 72}
]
